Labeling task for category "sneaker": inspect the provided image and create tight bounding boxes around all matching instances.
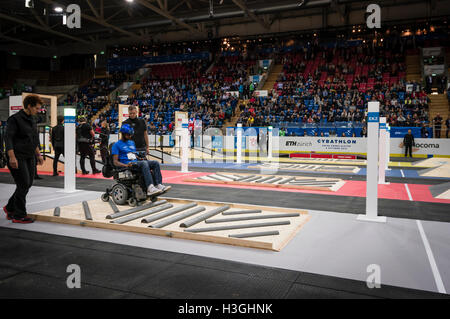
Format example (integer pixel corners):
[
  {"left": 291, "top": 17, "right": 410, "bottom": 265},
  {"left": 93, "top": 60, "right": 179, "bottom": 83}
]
[
  {"left": 12, "top": 216, "right": 35, "bottom": 224},
  {"left": 147, "top": 185, "right": 161, "bottom": 196},
  {"left": 92, "top": 169, "right": 101, "bottom": 174},
  {"left": 82, "top": 171, "right": 90, "bottom": 175},
  {"left": 157, "top": 184, "right": 171, "bottom": 192},
  {"left": 3, "top": 206, "right": 13, "bottom": 220}
]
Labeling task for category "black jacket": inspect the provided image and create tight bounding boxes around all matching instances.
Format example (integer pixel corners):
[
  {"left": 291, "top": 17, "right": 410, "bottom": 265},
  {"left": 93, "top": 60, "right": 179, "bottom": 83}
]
[
  {"left": 5, "top": 110, "right": 39, "bottom": 159},
  {"left": 403, "top": 133, "right": 415, "bottom": 147},
  {"left": 51, "top": 124, "right": 64, "bottom": 148},
  {"left": 122, "top": 117, "right": 147, "bottom": 149}
]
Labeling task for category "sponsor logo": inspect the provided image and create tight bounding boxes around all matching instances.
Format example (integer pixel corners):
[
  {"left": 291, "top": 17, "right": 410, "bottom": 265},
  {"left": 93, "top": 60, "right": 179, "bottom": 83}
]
[{"left": 317, "top": 139, "right": 357, "bottom": 144}]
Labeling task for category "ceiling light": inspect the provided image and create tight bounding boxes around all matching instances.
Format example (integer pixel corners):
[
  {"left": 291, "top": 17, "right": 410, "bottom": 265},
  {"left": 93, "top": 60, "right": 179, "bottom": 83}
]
[{"left": 54, "top": 7, "right": 63, "bottom": 12}]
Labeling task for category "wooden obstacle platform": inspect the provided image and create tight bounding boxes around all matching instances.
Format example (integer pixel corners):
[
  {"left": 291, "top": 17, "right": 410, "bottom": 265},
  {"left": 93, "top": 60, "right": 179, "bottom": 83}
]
[
  {"left": 419, "top": 164, "right": 450, "bottom": 178},
  {"left": 248, "top": 162, "right": 361, "bottom": 174},
  {"left": 183, "top": 172, "right": 345, "bottom": 192},
  {"left": 28, "top": 197, "right": 310, "bottom": 251}
]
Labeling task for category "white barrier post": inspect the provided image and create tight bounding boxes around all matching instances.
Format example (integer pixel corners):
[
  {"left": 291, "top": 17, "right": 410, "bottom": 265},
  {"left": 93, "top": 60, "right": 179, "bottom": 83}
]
[
  {"left": 358, "top": 102, "right": 386, "bottom": 223},
  {"left": 268, "top": 126, "right": 273, "bottom": 160},
  {"left": 386, "top": 124, "right": 391, "bottom": 170},
  {"left": 63, "top": 108, "right": 77, "bottom": 193},
  {"left": 236, "top": 123, "right": 242, "bottom": 164},
  {"left": 378, "top": 117, "right": 389, "bottom": 184},
  {"left": 180, "top": 119, "right": 189, "bottom": 173}
]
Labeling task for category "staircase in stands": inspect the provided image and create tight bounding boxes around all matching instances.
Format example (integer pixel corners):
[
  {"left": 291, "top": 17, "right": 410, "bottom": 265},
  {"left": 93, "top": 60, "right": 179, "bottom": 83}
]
[{"left": 262, "top": 64, "right": 283, "bottom": 91}]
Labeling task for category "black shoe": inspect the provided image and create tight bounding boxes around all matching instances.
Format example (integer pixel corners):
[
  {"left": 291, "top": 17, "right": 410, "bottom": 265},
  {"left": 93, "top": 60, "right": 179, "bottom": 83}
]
[
  {"left": 82, "top": 171, "right": 90, "bottom": 175},
  {"left": 52, "top": 172, "right": 59, "bottom": 176},
  {"left": 92, "top": 169, "right": 101, "bottom": 174}
]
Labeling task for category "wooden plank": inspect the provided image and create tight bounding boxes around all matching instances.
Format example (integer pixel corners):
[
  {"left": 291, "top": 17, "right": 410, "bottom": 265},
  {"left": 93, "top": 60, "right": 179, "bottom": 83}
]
[{"left": 28, "top": 197, "right": 310, "bottom": 251}]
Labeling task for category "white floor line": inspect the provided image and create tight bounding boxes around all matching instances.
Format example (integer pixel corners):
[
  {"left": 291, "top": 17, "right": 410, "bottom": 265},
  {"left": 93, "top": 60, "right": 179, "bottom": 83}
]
[
  {"left": 416, "top": 220, "right": 447, "bottom": 294},
  {"left": 400, "top": 169, "right": 405, "bottom": 178},
  {"left": 404, "top": 184, "right": 413, "bottom": 201},
  {"left": 27, "top": 192, "right": 92, "bottom": 205}
]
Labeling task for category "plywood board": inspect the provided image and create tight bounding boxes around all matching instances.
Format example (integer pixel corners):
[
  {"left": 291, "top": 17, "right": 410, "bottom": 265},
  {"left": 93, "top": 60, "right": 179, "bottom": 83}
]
[
  {"left": 184, "top": 172, "right": 345, "bottom": 192},
  {"left": 419, "top": 164, "right": 450, "bottom": 178},
  {"left": 248, "top": 163, "right": 360, "bottom": 174},
  {"left": 28, "top": 197, "right": 310, "bottom": 251}
]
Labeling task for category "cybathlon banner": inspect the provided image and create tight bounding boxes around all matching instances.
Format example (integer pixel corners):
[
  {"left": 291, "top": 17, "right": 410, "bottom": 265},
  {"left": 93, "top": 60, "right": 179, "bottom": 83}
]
[{"left": 279, "top": 137, "right": 366, "bottom": 153}]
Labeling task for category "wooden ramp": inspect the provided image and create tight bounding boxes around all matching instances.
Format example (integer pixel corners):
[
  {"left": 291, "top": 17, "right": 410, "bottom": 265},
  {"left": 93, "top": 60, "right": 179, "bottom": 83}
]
[
  {"left": 29, "top": 197, "right": 310, "bottom": 251},
  {"left": 249, "top": 163, "right": 361, "bottom": 174},
  {"left": 184, "top": 172, "right": 345, "bottom": 192}
]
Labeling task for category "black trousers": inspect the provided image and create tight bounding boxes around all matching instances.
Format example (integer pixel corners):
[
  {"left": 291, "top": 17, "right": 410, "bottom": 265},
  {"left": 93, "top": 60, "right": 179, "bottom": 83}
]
[
  {"left": 100, "top": 145, "right": 108, "bottom": 164},
  {"left": 405, "top": 145, "right": 413, "bottom": 157},
  {"left": 78, "top": 142, "right": 97, "bottom": 172},
  {"left": 6, "top": 157, "right": 35, "bottom": 218},
  {"left": 53, "top": 146, "right": 64, "bottom": 174}
]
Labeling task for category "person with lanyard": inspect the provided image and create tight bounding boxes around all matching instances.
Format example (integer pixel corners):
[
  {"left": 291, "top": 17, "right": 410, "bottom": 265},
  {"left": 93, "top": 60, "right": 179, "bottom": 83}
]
[
  {"left": 122, "top": 105, "right": 149, "bottom": 153},
  {"left": 99, "top": 119, "right": 110, "bottom": 164},
  {"left": 112, "top": 124, "right": 170, "bottom": 196},
  {"left": 3, "top": 95, "right": 44, "bottom": 224},
  {"left": 50, "top": 115, "right": 65, "bottom": 176},
  {"left": 77, "top": 116, "right": 101, "bottom": 175}
]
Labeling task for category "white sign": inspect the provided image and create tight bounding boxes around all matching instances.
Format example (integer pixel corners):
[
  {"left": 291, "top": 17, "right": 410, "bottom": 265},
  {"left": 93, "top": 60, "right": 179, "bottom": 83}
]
[
  {"left": 390, "top": 138, "right": 450, "bottom": 156},
  {"left": 254, "top": 90, "right": 268, "bottom": 97},
  {"left": 9, "top": 96, "right": 22, "bottom": 116},
  {"left": 280, "top": 137, "right": 366, "bottom": 153}
]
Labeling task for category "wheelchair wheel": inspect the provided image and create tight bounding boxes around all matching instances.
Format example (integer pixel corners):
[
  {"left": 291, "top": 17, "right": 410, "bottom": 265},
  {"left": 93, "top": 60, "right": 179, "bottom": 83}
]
[
  {"left": 128, "top": 197, "right": 137, "bottom": 207},
  {"left": 111, "top": 184, "right": 128, "bottom": 205},
  {"left": 101, "top": 193, "right": 109, "bottom": 202}
]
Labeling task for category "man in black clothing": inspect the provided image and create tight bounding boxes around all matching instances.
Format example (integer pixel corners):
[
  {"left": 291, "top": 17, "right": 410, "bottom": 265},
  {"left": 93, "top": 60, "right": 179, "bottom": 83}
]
[
  {"left": 122, "top": 105, "right": 149, "bottom": 153},
  {"left": 433, "top": 114, "right": 443, "bottom": 138},
  {"left": 77, "top": 116, "right": 101, "bottom": 175},
  {"left": 51, "top": 115, "right": 64, "bottom": 176},
  {"left": 99, "top": 119, "right": 110, "bottom": 164},
  {"left": 3, "top": 95, "right": 44, "bottom": 224},
  {"left": 403, "top": 129, "right": 415, "bottom": 158},
  {"left": 446, "top": 116, "right": 449, "bottom": 139}
]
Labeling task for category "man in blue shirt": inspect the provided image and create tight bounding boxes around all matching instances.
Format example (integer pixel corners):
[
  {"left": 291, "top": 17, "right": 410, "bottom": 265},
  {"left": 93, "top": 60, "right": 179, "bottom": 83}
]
[{"left": 112, "top": 124, "right": 170, "bottom": 196}]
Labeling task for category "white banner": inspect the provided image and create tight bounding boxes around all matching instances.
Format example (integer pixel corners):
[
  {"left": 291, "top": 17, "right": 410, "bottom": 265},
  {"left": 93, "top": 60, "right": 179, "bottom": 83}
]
[
  {"left": 254, "top": 90, "right": 268, "bottom": 97},
  {"left": 390, "top": 138, "right": 450, "bottom": 156},
  {"left": 279, "top": 137, "right": 366, "bottom": 153},
  {"left": 9, "top": 95, "right": 22, "bottom": 116}
]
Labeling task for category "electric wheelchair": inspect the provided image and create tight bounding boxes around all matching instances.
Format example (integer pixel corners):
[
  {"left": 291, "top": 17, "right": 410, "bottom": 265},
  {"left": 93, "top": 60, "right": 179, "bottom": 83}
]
[{"left": 100, "top": 143, "right": 158, "bottom": 207}]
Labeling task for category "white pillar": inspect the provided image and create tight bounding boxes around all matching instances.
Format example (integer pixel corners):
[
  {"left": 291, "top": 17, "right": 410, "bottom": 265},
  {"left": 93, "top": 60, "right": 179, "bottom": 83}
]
[
  {"left": 180, "top": 119, "right": 189, "bottom": 173},
  {"left": 378, "top": 117, "right": 389, "bottom": 184},
  {"left": 268, "top": 126, "right": 273, "bottom": 160},
  {"left": 236, "top": 123, "right": 242, "bottom": 164},
  {"left": 385, "top": 124, "right": 391, "bottom": 170},
  {"left": 357, "top": 102, "right": 387, "bottom": 223},
  {"left": 63, "top": 108, "right": 77, "bottom": 193}
]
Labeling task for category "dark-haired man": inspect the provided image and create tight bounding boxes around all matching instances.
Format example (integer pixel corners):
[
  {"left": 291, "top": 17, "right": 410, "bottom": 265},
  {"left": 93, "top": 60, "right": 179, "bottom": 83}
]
[{"left": 3, "top": 95, "right": 44, "bottom": 223}]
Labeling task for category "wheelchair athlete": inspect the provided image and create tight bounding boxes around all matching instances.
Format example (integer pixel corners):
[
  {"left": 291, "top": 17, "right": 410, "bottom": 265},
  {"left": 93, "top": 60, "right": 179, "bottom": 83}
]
[{"left": 112, "top": 124, "right": 170, "bottom": 196}]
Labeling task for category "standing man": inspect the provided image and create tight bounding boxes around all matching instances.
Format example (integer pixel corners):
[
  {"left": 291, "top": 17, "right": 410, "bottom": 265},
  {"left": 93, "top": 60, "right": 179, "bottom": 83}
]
[
  {"left": 403, "top": 129, "right": 415, "bottom": 158},
  {"left": 433, "top": 113, "right": 443, "bottom": 138},
  {"left": 51, "top": 115, "right": 64, "bottom": 176},
  {"left": 445, "top": 116, "right": 449, "bottom": 139},
  {"left": 122, "top": 105, "right": 149, "bottom": 153},
  {"left": 99, "top": 119, "right": 110, "bottom": 164},
  {"left": 77, "top": 116, "right": 101, "bottom": 175},
  {"left": 3, "top": 95, "right": 44, "bottom": 224}
]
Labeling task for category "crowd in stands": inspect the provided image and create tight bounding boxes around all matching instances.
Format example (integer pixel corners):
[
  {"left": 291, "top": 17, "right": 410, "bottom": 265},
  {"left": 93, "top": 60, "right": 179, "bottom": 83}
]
[
  {"left": 237, "top": 40, "right": 431, "bottom": 137},
  {"left": 59, "top": 31, "right": 446, "bottom": 138}
]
